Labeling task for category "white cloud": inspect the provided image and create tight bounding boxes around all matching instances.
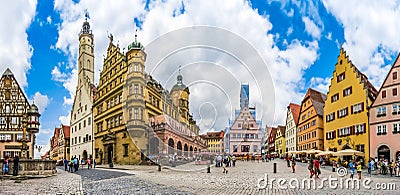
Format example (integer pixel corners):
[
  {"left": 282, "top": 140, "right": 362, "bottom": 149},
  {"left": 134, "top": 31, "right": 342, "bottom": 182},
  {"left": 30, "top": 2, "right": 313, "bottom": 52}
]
[
  {"left": 31, "top": 92, "right": 51, "bottom": 114},
  {"left": 326, "top": 32, "right": 332, "bottom": 40},
  {"left": 54, "top": 0, "right": 319, "bottom": 130},
  {"left": 323, "top": 0, "right": 400, "bottom": 88},
  {"left": 302, "top": 16, "right": 321, "bottom": 39},
  {"left": 59, "top": 113, "right": 71, "bottom": 125},
  {"left": 287, "top": 26, "right": 293, "bottom": 36},
  {"left": 46, "top": 16, "right": 52, "bottom": 24},
  {"left": 0, "top": 0, "right": 37, "bottom": 89},
  {"left": 51, "top": 65, "right": 68, "bottom": 82},
  {"left": 309, "top": 77, "right": 330, "bottom": 93}
]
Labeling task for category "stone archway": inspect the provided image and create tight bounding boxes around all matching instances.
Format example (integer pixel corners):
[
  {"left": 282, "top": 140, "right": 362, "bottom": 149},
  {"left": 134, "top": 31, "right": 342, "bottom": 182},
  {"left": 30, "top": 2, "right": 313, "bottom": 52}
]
[
  {"left": 378, "top": 145, "right": 390, "bottom": 161},
  {"left": 82, "top": 150, "right": 88, "bottom": 160},
  {"left": 168, "top": 138, "right": 175, "bottom": 155},
  {"left": 184, "top": 144, "right": 188, "bottom": 157},
  {"left": 341, "top": 144, "right": 352, "bottom": 162},
  {"left": 177, "top": 141, "right": 182, "bottom": 156},
  {"left": 150, "top": 137, "right": 159, "bottom": 155}
]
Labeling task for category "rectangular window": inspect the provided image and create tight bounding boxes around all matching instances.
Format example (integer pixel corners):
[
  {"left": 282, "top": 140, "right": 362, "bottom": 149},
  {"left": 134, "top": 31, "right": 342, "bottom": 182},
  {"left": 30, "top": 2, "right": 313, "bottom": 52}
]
[
  {"left": 253, "top": 145, "right": 258, "bottom": 152},
  {"left": 352, "top": 102, "right": 364, "bottom": 114},
  {"left": 5, "top": 134, "right": 11, "bottom": 141},
  {"left": 337, "top": 72, "right": 345, "bottom": 82},
  {"left": 88, "top": 117, "right": 91, "bottom": 125},
  {"left": 338, "top": 107, "right": 348, "bottom": 118},
  {"left": 393, "top": 88, "right": 398, "bottom": 96},
  {"left": 123, "top": 144, "right": 129, "bottom": 156},
  {"left": 331, "top": 93, "right": 339, "bottom": 103},
  {"left": 393, "top": 123, "right": 398, "bottom": 134},
  {"left": 393, "top": 72, "right": 398, "bottom": 80},
  {"left": 134, "top": 84, "right": 138, "bottom": 94},
  {"left": 237, "top": 134, "right": 241, "bottom": 138},
  {"left": 233, "top": 145, "right": 238, "bottom": 152},
  {"left": 119, "top": 115, "right": 123, "bottom": 125},
  {"left": 134, "top": 108, "right": 138, "bottom": 120},
  {"left": 231, "top": 134, "right": 236, "bottom": 139},
  {"left": 343, "top": 87, "right": 352, "bottom": 97},
  {"left": 382, "top": 90, "right": 387, "bottom": 98}
]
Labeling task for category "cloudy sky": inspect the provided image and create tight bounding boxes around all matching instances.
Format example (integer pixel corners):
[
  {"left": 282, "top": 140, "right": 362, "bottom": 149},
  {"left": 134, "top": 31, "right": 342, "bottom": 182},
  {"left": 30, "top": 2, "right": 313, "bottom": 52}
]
[{"left": 1, "top": 0, "right": 400, "bottom": 152}]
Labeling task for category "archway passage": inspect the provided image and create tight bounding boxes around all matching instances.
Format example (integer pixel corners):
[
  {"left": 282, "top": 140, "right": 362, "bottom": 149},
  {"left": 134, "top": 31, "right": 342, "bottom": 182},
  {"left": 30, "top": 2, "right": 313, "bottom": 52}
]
[
  {"left": 177, "top": 141, "right": 182, "bottom": 156},
  {"left": 378, "top": 145, "right": 390, "bottom": 161},
  {"left": 107, "top": 145, "right": 113, "bottom": 164},
  {"left": 190, "top": 146, "right": 193, "bottom": 157},
  {"left": 83, "top": 150, "right": 88, "bottom": 160},
  {"left": 341, "top": 144, "right": 352, "bottom": 162},
  {"left": 168, "top": 138, "right": 175, "bottom": 155},
  {"left": 149, "top": 137, "right": 159, "bottom": 155},
  {"left": 184, "top": 144, "right": 188, "bottom": 157}
]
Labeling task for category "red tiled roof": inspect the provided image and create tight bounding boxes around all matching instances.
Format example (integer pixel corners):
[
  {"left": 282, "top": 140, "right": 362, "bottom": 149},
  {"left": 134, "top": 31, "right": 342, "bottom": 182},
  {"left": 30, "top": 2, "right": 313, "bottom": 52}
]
[
  {"left": 287, "top": 103, "right": 301, "bottom": 125},
  {"left": 62, "top": 125, "right": 70, "bottom": 138}
]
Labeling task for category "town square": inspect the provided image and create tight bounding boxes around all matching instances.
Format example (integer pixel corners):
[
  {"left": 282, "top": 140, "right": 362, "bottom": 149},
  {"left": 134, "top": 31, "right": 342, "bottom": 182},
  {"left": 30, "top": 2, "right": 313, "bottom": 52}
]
[{"left": 1, "top": 0, "right": 400, "bottom": 194}]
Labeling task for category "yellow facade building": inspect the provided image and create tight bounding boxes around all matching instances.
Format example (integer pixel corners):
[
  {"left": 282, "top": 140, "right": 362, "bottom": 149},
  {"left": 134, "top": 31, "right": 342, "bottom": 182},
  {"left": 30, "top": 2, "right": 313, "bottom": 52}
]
[
  {"left": 324, "top": 48, "right": 377, "bottom": 163},
  {"left": 275, "top": 126, "right": 286, "bottom": 157},
  {"left": 93, "top": 30, "right": 202, "bottom": 165}
]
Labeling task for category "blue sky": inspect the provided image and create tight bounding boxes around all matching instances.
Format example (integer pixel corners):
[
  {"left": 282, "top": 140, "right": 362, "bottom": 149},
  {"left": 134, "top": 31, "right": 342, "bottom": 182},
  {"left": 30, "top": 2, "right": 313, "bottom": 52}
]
[{"left": 1, "top": 0, "right": 400, "bottom": 154}]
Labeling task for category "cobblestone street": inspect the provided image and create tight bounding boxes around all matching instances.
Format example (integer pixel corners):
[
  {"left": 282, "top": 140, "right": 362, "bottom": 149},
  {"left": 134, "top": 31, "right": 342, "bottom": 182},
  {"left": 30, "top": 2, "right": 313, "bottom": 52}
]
[{"left": 0, "top": 159, "right": 399, "bottom": 194}]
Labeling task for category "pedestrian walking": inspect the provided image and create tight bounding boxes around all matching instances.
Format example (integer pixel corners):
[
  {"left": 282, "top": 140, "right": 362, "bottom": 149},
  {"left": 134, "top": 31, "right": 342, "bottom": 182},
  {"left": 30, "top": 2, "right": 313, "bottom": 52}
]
[
  {"left": 2, "top": 156, "right": 9, "bottom": 175},
  {"left": 93, "top": 158, "right": 96, "bottom": 169},
  {"left": 74, "top": 157, "right": 78, "bottom": 172},
  {"left": 64, "top": 158, "right": 68, "bottom": 171},
  {"left": 286, "top": 155, "right": 290, "bottom": 167},
  {"left": 349, "top": 160, "right": 355, "bottom": 179},
  {"left": 313, "top": 158, "right": 321, "bottom": 178},
  {"left": 69, "top": 158, "right": 74, "bottom": 172},
  {"left": 308, "top": 160, "right": 314, "bottom": 178},
  {"left": 370, "top": 159, "right": 375, "bottom": 175},
  {"left": 232, "top": 155, "right": 236, "bottom": 167},
  {"left": 396, "top": 161, "right": 400, "bottom": 177},
  {"left": 357, "top": 162, "right": 362, "bottom": 179},
  {"left": 222, "top": 156, "right": 228, "bottom": 174},
  {"left": 389, "top": 160, "right": 394, "bottom": 177},
  {"left": 13, "top": 156, "right": 19, "bottom": 176},
  {"left": 87, "top": 158, "right": 91, "bottom": 169},
  {"left": 291, "top": 159, "right": 296, "bottom": 173}
]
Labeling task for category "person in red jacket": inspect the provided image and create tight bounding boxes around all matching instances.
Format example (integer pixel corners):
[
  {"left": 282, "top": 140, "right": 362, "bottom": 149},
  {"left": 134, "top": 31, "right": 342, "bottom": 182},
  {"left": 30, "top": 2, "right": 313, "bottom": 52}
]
[{"left": 314, "top": 158, "right": 321, "bottom": 178}]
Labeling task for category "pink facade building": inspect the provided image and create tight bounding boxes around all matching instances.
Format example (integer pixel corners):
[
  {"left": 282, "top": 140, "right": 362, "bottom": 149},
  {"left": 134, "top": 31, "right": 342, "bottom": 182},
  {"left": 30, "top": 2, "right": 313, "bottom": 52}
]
[{"left": 370, "top": 54, "right": 400, "bottom": 161}]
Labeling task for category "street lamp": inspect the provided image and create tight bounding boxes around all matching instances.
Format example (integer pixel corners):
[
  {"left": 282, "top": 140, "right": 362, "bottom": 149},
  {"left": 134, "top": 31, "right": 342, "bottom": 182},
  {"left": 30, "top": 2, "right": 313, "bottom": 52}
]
[{"left": 21, "top": 103, "right": 40, "bottom": 159}]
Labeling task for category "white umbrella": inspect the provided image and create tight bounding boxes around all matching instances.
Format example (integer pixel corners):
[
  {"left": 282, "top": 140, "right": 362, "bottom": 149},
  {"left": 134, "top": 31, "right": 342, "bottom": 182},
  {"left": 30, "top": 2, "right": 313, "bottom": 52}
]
[
  {"left": 306, "top": 149, "right": 323, "bottom": 154},
  {"left": 315, "top": 151, "right": 336, "bottom": 157},
  {"left": 336, "top": 149, "right": 364, "bottom": 156}
]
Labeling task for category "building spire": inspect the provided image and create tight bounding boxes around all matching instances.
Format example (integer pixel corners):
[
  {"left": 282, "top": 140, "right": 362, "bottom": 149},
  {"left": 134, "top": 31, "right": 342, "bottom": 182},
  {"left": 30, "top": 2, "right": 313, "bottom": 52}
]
[
  {"left": 135, "top": 29, "right": 138, "bottom": 43},
  {"left": 80, "top": 10, "right": 91, "bottom": 35}
]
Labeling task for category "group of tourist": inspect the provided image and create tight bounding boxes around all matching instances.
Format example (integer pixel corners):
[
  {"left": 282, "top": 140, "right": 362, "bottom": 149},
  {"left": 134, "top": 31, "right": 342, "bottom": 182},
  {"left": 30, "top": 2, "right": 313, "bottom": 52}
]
[
  {"left": 63, "top": 156, "right": 96, "bottom": 173},
  {"left": 1, "top": 155, "right": 19, "bottom": 176},
  {"left": 368, "top": 157, "right": 400, "bottom": 177}
]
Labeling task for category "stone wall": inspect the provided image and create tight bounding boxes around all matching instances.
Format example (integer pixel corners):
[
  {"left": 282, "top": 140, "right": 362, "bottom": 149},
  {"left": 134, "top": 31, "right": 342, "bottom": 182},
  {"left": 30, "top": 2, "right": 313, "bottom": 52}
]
[{"left": 0, "top": 159, "right": 57, "bottom": 175}]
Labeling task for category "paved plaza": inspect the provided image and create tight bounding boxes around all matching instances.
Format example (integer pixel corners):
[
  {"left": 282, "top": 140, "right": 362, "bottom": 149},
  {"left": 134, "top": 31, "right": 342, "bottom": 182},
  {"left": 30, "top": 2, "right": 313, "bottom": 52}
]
[{"left": 0, "top": 159, "right": 399, "bottom": 194}]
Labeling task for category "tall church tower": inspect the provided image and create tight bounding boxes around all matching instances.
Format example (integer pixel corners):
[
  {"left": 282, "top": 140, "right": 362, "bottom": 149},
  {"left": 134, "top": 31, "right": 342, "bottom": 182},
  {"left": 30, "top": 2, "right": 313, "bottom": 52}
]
[
  {"left": 78, "top": 12, "right": 94, "bottom": 89},
  {"left": 70, "top": 12, "right": 95, "bottom": 161},
  {"left": 170, "top": 69, "right": 190, "bottom": 125}
]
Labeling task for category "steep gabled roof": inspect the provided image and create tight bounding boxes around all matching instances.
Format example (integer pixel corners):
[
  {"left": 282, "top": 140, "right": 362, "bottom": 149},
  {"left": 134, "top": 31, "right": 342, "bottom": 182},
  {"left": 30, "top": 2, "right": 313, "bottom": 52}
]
[
  {"left": 277, "top": 125, "right": 286, "bottom": 137},
  {"left": 62, "top": 125, "right": 70, "bottom": 139},
  {"left": 268, "top": 127, "right": 277, "bottom": 144},
  {"left": 287, "top": 103, "right": 301, "bottom": 125},
  {"left": 303, "top": 88, "right": 326, "bottom": 117}
]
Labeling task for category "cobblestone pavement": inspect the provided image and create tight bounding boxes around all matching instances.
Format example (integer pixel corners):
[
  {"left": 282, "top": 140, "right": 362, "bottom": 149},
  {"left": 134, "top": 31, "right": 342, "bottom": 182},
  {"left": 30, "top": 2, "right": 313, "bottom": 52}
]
[
  {"left": 74, "top": 168, "right": 190, "bottom": 194},
  {"left": 0, "top": 168, "right": 83, "bottom": 195},
  {"left": 98, "top": 159, "right": 400, "bottom": 195},
  {"left": 1, "top": 160, "right": 399, "bottom": 194}
]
